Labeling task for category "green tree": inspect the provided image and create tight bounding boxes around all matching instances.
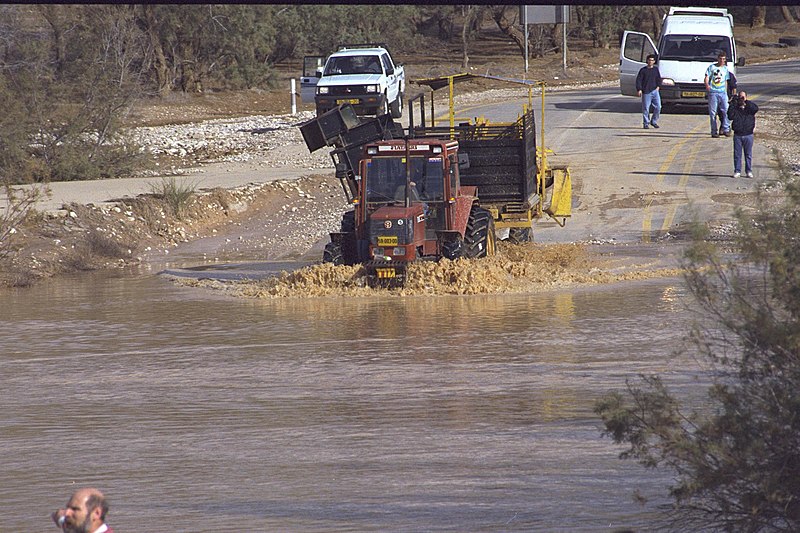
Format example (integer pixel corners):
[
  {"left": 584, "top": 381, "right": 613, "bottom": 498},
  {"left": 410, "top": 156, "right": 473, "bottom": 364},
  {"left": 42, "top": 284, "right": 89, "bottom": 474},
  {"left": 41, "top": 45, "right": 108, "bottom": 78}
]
[
  {"left": 0, "top": 5, "right": 146, "bottom": 183},
  {"left": 574, "top": 6, "right": 646, "bottom": 49},
  {"left": 596, "top": 171, "right": 800, "bottom": 531}
]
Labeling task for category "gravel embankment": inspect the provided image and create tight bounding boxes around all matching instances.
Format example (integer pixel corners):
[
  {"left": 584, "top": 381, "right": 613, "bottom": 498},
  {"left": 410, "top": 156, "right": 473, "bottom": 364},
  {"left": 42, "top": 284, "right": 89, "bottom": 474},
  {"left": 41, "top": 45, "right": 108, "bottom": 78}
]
[{"left": 128, "top": 110, "right": 332, "bottom": 173}]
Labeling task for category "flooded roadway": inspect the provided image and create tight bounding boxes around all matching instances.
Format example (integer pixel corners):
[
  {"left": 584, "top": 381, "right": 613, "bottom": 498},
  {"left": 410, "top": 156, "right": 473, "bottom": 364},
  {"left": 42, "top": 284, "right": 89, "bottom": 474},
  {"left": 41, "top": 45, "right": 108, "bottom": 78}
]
[{"left": 0, "top": 265, "right": 706, "bottom": 531}]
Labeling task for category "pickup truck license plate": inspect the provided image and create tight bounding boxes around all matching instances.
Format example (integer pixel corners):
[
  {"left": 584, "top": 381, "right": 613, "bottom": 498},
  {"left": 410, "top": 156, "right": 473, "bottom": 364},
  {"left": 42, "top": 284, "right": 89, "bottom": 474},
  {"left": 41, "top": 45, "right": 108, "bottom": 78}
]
[
  {"left": 375, "top": 267, "right": 395, "bottom": 279},
  {"left": 377, "top": 236, "right": 398, "bottom": 246},
  {"left": 681, "top": 91, "right": 705, "bottom": 98},
  {"left": 337, "top": 98, "right": 359, "bottom": 105}
]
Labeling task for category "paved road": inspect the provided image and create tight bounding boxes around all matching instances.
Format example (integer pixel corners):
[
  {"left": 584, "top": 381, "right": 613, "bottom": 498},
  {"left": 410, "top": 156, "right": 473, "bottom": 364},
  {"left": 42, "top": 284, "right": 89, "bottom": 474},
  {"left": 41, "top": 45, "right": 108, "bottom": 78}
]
[{"left": 453, "top": 59, "right": 799, "bottom": 244}]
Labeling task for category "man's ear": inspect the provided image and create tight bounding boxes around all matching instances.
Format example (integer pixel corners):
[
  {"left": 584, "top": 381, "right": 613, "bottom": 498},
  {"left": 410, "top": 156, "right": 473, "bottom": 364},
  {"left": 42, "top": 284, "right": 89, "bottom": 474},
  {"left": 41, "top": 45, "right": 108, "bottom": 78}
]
[{"left": 91, "top": 505, "right": 103, "bottom": 522}]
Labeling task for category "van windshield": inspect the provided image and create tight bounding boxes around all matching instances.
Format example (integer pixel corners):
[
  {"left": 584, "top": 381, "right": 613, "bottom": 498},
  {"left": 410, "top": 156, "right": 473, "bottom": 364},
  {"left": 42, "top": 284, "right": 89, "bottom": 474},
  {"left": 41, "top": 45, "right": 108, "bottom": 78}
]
[{"left": 659, "top": 35, "right": 732, "bottom": 62}]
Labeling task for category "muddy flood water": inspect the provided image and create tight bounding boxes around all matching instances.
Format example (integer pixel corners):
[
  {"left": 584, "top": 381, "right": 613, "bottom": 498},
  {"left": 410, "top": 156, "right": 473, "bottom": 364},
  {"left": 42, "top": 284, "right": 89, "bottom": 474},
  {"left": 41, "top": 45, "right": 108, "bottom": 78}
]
[{"left": 0, "top": 264, "right": 708, "bottom": 531}]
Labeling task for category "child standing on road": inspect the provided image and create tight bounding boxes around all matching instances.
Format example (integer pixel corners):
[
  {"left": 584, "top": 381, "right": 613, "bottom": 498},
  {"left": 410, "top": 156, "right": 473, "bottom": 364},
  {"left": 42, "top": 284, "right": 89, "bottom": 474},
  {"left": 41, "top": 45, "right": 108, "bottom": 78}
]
[{"left": 636, "top": 54, "right": 662, "bottom": 129}]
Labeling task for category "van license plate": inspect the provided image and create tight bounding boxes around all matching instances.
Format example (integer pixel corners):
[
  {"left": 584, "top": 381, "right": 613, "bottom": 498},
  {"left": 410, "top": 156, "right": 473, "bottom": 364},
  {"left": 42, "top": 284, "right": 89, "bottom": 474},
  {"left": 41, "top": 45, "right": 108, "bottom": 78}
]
[
  {"left": 376, "top": 268, "right": 395, "bottom": 279},
  {"left": 682, "top": 91, "right": 705, "bottom": 98},
  {"left": 337, "top": 98, "right": 359, "bottom": 105}
]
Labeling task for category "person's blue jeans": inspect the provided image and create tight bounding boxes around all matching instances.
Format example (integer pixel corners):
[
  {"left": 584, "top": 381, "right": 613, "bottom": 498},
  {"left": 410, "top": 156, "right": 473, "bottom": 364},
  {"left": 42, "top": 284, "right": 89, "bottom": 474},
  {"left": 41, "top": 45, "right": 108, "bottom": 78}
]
[
  {"left": 708, "top": 91, "right": 730, "bottom": 134},
  {"left": 641, "top": 89, "right": 661, "bottom": 126},
  {"left": 733, "top": 133, "right": 754, "bottom": 173}
]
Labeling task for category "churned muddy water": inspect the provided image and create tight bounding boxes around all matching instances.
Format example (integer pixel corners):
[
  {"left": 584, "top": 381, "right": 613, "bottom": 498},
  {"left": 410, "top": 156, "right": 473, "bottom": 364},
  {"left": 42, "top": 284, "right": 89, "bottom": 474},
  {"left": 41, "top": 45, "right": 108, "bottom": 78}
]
[{"left": 0, "top": 268, "right": 707, "bottom": 531}]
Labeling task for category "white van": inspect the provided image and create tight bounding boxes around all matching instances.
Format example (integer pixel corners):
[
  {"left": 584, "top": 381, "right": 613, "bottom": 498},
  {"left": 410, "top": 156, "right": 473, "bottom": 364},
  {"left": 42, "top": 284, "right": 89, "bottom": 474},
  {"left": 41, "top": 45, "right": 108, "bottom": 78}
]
[{"left": 620, "top": 7, "right": 744, "bottom": 106}]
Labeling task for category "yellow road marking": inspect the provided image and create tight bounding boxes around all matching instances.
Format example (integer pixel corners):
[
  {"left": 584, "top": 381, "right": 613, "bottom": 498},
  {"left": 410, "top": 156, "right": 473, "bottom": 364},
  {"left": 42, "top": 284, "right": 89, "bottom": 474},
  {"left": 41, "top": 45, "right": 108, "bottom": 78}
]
[
  {"left": 642, "top": 121, "right": 707, "bottom": 242},
  {"left": 660, "top": 138, "right": 702, "bottom": 233}
]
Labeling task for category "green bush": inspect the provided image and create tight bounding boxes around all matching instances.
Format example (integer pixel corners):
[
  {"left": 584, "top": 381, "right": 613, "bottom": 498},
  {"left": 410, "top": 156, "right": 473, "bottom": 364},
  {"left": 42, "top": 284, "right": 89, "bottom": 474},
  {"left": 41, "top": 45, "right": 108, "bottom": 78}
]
[{"left": 596, "top": 167, "right": 800, "bottom": 531}]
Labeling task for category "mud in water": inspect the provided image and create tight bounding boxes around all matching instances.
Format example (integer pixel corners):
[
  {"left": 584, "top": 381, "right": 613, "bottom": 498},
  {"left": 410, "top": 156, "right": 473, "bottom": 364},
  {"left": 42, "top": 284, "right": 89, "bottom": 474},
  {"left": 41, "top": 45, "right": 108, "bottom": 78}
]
[{"left": 175, "top": 242, "right": 684, "bottom": 298}]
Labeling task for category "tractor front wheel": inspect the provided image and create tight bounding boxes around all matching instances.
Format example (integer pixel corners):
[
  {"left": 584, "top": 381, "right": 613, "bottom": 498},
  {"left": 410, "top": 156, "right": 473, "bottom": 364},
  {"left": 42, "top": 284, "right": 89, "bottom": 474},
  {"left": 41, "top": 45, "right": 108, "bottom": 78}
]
[{"left": 323, "top": 241, "right": 344, "bottom": 265}]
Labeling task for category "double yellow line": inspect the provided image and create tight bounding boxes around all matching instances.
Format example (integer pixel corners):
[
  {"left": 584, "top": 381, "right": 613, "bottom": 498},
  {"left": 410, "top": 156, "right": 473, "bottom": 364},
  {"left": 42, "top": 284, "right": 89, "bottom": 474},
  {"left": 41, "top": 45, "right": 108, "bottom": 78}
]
[{"left": 641, "top": 121, "right": 707, "bottom": 242}]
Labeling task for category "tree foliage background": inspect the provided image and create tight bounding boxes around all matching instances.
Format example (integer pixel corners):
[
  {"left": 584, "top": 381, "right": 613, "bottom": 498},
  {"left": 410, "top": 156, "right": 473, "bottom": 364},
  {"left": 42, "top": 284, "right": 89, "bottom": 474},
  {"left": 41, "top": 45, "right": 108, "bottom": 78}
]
[{"left": 595, "top": 168, "right": 800, "bottom": 531}]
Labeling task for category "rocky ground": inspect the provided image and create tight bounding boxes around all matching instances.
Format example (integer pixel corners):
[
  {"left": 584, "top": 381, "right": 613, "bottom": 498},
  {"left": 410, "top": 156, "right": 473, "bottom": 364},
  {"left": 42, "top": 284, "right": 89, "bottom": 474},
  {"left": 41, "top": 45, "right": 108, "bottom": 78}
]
[{"left": 1, "top": 24, "right": 798, "bottom": 290}]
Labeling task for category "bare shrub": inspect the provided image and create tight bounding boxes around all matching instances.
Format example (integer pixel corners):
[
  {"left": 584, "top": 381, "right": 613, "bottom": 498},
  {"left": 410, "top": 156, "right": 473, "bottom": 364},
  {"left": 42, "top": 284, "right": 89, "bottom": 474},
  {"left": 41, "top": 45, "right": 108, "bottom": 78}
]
[
  {"left": 149, "top": 177, "right": 197, "bottom": 219},
  {"left": 86, "top": 229, "right": 133, "bottom": 259},
  {"left": 1, "top": 184, "right": 48, "bottom": 259}
]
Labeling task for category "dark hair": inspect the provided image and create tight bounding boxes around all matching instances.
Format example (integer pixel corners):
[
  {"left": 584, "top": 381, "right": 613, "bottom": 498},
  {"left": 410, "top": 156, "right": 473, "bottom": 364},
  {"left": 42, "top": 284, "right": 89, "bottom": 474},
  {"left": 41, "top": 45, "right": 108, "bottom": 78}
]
[
  {"left": 86, "top": 493, "right": 109, "bottom": 521},
  {"left": 646, "top": 54, "right": 657, "bottom": 62}
]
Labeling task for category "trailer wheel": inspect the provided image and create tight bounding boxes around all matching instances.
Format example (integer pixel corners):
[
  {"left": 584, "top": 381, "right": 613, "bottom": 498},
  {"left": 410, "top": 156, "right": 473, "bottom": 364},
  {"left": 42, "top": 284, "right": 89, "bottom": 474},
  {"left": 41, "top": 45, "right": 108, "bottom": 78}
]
[
  {"left": 508, "top": 227, "right": 532, "bottom": 244},
  {"left": 390, "top": 93, "right": 403, "bottom": 118},
  {"left": 464, "top": 206, "right": 497, "bottom": 258},
  {"left": 323, "top": 241, "right": 344, "bottom": 265}
]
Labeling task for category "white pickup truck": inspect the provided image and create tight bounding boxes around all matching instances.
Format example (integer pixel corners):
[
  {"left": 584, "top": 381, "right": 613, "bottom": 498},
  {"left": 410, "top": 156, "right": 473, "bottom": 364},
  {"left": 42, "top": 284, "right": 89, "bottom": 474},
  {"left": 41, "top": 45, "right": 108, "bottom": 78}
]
[{"left": 301, "top": 44, "right": 405, "bottom": 118}]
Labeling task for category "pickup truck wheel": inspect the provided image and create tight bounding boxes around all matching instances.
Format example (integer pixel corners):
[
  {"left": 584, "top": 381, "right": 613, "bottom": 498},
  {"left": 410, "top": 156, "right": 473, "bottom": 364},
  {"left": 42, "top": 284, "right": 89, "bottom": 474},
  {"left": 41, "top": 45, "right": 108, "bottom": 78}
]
[
  {"left": 379, "top": 94, "right": 389, "bottom": 116},
  {"left": 389, "top": 93, "right": 403, "bottom": 118}
]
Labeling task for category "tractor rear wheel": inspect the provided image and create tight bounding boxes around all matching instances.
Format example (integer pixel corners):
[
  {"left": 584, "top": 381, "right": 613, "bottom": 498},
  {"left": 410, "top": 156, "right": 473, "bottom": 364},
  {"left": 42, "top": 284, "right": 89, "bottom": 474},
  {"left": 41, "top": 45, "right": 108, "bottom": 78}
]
[
  {"left": 323, "top": 210, "right": 358, "bottom": 265},
  {"left": 340, "top": 210, "right": 355, "bottom": 232},
  {"left": 464, "top": 206, "right": 497, "bottom": 258}
]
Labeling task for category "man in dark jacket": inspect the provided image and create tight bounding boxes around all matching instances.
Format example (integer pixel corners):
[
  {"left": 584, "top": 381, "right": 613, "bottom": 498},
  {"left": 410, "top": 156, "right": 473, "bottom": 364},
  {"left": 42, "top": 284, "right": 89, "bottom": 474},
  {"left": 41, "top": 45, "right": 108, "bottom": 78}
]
[
  {"left": 727, "top": 90, "right": 758, "bottom": 178},
  {"left": 636, "top": 54, "right": 662, "bottom": 129}
]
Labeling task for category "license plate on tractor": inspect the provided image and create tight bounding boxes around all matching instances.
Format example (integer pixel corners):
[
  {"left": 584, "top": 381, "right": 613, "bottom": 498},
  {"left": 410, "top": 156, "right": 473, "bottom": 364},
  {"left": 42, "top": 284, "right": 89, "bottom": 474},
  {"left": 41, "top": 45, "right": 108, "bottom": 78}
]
[
  {"left": 375, "top": 268, "right": 395, "bottom": 279},
  {"left": 682, "top": 91, "right": 705, "bottom": 98},
  {"left": 337, "top": 98, "right": 359, "bottom": 105},
  {"left": 377, "top": 236, "right": 398, "bottom": 246}
]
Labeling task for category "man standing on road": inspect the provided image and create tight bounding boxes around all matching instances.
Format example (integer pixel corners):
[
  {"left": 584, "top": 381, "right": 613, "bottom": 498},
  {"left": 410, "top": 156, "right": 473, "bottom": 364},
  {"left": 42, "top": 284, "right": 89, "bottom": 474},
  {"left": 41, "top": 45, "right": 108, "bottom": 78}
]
[
  {"left": 704, "top": 52, "right": 732, "bottom": 138},
  {"left": 51, "top": 487, "right": 114, "bottom": 533},
  {"left": 636, "top": 54, "right": 661, "bottom": 129},
  {"left": 727, "top": 90, "right": 759, "bottom": 178}
]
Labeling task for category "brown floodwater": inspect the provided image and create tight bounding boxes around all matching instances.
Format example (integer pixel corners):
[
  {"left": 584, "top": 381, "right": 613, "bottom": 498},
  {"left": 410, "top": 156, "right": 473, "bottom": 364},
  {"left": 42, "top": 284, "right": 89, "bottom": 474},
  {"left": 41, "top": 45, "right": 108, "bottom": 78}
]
[{"left": 0, "top": 265, "right": 706, "bottom": 531}]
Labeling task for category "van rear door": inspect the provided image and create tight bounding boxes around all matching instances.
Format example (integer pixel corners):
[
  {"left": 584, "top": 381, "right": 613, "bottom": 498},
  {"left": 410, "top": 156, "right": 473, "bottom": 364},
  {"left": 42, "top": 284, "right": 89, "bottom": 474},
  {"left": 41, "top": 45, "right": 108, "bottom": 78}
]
[{"left": 619, "top": 31, "right": 658, "bottom": 96}]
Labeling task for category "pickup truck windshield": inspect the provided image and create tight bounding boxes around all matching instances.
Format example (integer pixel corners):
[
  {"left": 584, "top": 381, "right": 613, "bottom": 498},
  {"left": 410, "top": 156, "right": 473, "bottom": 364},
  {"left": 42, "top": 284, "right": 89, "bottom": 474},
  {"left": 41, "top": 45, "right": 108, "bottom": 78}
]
[
  {"left": 365, "top": 156, "right": 444, "bottom": 203},
  {"left": 659, "top": 35, "right": 732, "bottom": 62},
  {"left": 324, "top": 55, "right": 382, "bottom": 76}
]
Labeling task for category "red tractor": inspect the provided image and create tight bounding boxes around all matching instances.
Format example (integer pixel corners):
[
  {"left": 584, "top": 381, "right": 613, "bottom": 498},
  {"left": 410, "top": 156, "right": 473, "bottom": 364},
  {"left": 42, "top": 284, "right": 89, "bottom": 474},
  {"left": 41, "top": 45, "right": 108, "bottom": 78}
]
[{"left": 324, "top": 137, "right": 496, "bottom": 284}]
